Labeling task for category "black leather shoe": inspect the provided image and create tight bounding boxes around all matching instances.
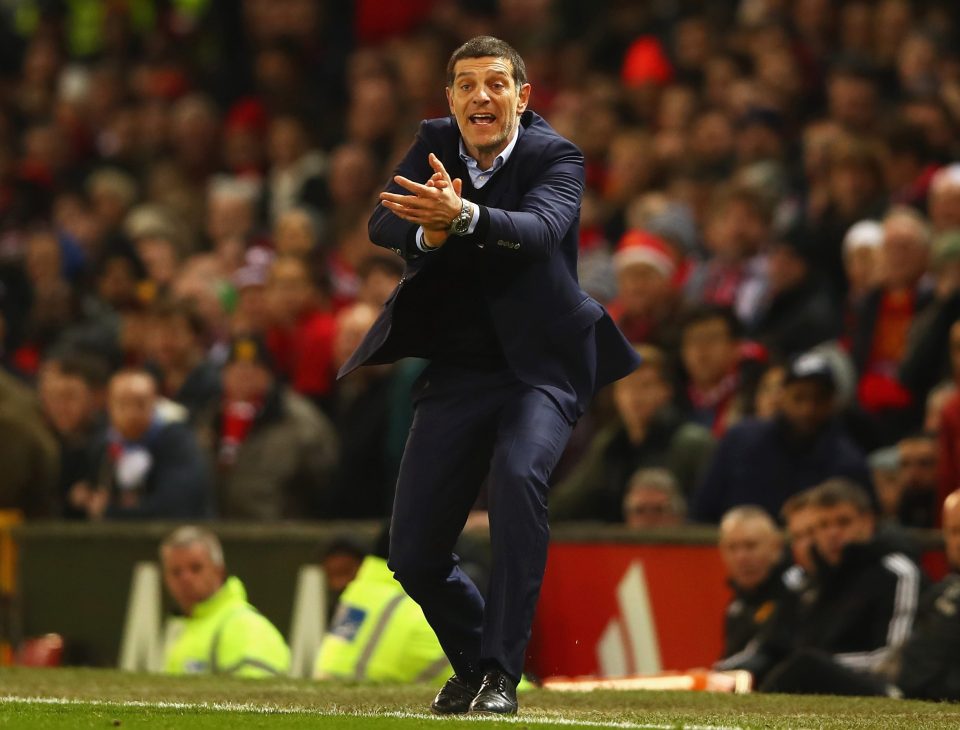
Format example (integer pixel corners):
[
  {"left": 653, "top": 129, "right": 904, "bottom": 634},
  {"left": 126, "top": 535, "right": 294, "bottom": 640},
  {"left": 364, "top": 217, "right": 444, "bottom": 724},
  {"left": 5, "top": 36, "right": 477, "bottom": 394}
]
[
  {"left": 469, "top": 669, "right": 518, "bottom": 714},
  {"left": 430, "top": 675, "right": 479, "bottom": 715}
]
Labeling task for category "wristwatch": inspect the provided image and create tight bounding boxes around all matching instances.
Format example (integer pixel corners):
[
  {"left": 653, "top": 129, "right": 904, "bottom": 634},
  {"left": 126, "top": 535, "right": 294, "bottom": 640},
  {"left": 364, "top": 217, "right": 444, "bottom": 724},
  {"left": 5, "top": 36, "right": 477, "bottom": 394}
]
[{"left": 449, "top": 198, "right": 474, "bottom": 236}]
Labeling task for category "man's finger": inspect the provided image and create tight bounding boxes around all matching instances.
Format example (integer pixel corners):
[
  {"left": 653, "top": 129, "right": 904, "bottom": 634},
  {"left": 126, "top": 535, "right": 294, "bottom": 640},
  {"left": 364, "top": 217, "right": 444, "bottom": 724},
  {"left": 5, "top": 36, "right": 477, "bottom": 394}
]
[
  {"left": 428, "top": 153, "right": 452, "bottom": 182},
  {"left": 380, "top": 191, "right": 432, "bottom": 208},
  {"left": 393, "top": 175, "right": 441, "bottom": 197},
  {"left": 452, "top": 177, "right": 463, "bottom": 197}
]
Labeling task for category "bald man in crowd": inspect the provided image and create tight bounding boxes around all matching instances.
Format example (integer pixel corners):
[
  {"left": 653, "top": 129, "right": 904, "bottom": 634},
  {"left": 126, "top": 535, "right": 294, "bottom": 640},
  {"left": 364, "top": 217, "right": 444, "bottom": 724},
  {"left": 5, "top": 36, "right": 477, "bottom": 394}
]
[{"left": 70, "top": 369, "right": 212, "bottom": 519}]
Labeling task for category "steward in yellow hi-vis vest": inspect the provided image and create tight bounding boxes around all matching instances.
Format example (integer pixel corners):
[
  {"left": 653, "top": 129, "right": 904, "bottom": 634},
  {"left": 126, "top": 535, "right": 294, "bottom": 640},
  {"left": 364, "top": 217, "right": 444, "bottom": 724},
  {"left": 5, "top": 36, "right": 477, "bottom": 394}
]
[
  {"left": 160, "top": 525, "right": 290, "bottom": 678},
  {"left": 314, "top": 555, "right": 449, "bottom": 684}
]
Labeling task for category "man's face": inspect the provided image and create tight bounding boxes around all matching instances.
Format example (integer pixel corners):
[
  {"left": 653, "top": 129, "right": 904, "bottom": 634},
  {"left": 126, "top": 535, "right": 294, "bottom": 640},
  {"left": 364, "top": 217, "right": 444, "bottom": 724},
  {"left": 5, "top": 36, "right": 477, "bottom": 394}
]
[
  {"left": 616, "top": 263, "right": 669, "bottom": 317},
  {"left": 39, "top": 367, "right": 97, "bottom": 436},
  {"left": 446, "top": 56, "right": 530, "bottom": 164},
  {"left": 612, "top": 365, "right": 671, "bottom": 428},
  {"left": 681, "top": 318, "right": 737, "bottom": 387},
  {"left": 882, "top": 219, "right": 929, "bottom": 287},
  {"left": 162, "top": 543, "right": 225, "bottom": 616},
  {"left": 898, "top": 437, "right": 938, "bottom": 490},
  {"left": 149, "top": 316, "right": 196, "bottom": 371},
  {"left": 321, "top": 552, "right": 363, "bottom": 595},
  {"left": 942, "top": 498, "right": 960, "bottom": 570},
  {"left": 779, "top": 380, "right": 834, "bottom": 439},
  {"left": 813, "top": 502, "right": 874, "bottom": 565},
  {"left": 267, "top": 258, "right": 313, "bottom": 323},
  {"left": 623, "top": 486, "right": 681, "bottom": 529},
  {"left": 719, "top": 518, "right": 782, "bottom": 591},
  {"left": 785, "top": 507, "right": 818, "bottom": 574},
  {"left": 222, "top": 360, "right": 272, "bottom": 403},
  {"left": 108, "top": 373, "right": 156, "bottom": 441}
]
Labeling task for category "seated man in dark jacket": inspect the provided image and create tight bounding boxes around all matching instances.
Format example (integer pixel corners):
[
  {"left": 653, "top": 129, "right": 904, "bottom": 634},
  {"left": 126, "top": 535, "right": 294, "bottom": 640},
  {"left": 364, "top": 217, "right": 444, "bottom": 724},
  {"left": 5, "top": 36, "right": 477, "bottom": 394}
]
[
  {"left": 758, "top": 479, "right": 923, "bottom": 693},
  {"left": 691, "top": 351, "right": 873, "bottom": 523},
  {"left": 716, "top": 506, "right": 790, "bottom": 662},
  {"left": 753, "top": 488, "right": 960, "bottom": 699}
]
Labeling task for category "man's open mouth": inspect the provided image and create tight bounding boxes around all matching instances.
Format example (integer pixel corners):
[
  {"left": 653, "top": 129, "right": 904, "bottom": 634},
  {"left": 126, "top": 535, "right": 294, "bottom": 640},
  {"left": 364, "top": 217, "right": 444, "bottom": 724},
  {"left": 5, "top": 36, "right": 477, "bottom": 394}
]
[{"left": 469, "top": 114, "right": 497, "bottom": 125}]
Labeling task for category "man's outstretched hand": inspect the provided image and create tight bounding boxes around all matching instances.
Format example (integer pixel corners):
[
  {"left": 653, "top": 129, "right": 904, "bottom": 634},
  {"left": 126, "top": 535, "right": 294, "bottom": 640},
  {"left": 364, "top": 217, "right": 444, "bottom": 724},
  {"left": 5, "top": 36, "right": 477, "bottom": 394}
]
[{"left": 381, "top": 153, "right": 463, "bottom": 248}]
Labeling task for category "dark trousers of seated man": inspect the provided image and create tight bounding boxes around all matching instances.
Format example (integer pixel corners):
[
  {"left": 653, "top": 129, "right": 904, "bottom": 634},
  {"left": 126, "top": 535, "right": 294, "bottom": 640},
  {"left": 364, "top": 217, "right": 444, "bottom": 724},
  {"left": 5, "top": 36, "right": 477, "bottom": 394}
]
[{"left": 761, "top": 648, "right": 892, "bottom": 696}]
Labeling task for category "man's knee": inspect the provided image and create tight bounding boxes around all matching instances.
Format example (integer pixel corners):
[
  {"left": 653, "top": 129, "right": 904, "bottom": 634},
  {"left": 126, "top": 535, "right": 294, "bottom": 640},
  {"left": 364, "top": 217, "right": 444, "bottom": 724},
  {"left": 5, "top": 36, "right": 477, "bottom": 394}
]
[{"left": 387, "top": 549, "right": 450, "bottom": 595}]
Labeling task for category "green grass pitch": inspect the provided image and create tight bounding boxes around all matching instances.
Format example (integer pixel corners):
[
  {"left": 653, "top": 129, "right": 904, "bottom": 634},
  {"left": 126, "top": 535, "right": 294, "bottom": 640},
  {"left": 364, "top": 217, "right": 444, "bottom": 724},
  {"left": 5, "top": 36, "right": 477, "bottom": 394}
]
[{"left": 0, "top": 668, "right": 959, "bottom": 729}]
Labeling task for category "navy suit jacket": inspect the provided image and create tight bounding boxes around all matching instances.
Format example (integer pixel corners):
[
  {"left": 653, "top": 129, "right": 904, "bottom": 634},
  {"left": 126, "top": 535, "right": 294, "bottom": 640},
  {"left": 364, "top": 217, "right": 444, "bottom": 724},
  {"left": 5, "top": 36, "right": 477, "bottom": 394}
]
[{"left": 339, "top": 111, "right": 639, "bottom": 419}]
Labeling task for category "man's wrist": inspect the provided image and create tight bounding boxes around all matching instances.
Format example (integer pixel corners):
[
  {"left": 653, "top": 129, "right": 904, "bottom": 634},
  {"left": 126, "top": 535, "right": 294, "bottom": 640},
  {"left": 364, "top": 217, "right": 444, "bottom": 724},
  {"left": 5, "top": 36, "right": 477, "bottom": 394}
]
[{"left": 449, "top": 198, "right": 475, "bottom": 236}]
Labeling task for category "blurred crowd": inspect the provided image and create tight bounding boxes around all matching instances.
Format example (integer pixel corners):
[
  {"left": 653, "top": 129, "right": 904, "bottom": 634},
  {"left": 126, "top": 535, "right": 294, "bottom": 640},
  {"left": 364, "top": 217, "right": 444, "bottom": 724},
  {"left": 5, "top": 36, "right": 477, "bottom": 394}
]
[{"left": 2, "top": 0, "right": 960, "bottom": 532}]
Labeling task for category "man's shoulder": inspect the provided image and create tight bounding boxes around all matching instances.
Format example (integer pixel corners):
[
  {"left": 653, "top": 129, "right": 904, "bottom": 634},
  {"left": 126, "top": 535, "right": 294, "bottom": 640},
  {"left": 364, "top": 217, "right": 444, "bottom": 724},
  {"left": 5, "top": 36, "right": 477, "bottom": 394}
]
[
  {"left": 519, "top": 110, "right": 580, "bottom": 155},
  {"left": 721, "top": 417, "right": 775, "bottom": 445}
]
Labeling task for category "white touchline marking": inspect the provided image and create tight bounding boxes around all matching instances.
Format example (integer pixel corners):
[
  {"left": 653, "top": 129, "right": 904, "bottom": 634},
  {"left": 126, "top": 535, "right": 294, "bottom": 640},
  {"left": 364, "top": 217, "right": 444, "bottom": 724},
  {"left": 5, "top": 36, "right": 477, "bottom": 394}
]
[{"left": 0, "top": 695, "right": 744, "bottom": 730}]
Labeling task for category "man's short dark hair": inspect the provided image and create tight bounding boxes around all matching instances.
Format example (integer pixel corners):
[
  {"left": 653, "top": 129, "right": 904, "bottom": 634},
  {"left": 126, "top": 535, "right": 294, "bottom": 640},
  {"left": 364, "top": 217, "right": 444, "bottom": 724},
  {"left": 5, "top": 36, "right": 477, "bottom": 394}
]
[
  {"left": 781, "top": 488, "right": 816, "bottom": 521},
  {"left": 447, "top": 36, "right": 527, "bottom": 88},
  {"left": 151, "top": 298, "right": 207, "bottom": 340},
  {"left": 809, "top": 478, "right": 873, "bottom": 515},
  {"left": 680, "top": 304, "right": 741, "bottom": 340},
  {"left": 45, "top": 350, "right": 111, "bottom": 389}
]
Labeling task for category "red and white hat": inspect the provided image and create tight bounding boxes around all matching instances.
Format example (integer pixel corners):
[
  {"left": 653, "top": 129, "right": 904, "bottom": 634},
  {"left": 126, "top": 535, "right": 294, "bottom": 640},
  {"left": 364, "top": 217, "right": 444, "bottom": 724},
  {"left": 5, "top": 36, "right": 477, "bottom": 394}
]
[{"left": 613, "top": 230, "right": 677, "bottom": 278}]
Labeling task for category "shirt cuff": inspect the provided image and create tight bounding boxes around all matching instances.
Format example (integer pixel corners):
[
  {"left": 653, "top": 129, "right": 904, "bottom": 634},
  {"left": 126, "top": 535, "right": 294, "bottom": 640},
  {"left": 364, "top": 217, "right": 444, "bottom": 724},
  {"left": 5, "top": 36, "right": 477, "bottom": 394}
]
[
  {"left": 464, "top": 200, "right": 480, "bottom": 235},
  {"left": 416, "top": 227, "right": 438, "bottom": 252}
]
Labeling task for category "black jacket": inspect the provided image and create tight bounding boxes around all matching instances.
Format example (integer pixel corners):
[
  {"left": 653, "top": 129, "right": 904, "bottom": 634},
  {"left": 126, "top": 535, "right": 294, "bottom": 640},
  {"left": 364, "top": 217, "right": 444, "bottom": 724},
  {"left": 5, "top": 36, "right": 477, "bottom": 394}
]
[
  {"left": 796, "top": 539, "right": 924, "bottom": 676},
  {"left": 722, "top": 538, "right": 924, "bottom": 682},
  {"left": 896, "top": 573, "right": 960, "bottom": 701},
  {"left": 721, "top": 558, "right": 795, "bottom": 660}
]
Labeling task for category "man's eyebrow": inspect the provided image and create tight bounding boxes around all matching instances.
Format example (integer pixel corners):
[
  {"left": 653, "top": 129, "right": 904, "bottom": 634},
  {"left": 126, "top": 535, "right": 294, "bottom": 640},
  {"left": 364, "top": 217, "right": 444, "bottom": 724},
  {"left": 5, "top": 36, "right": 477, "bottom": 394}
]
[{"left": 454, "top": 68, "right": 510, "bottom": 80}]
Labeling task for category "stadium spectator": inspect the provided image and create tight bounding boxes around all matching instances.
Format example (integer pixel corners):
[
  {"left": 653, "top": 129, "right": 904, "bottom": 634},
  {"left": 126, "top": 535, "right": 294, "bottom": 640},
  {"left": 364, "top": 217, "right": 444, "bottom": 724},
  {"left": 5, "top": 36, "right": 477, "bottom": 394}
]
[
  {"left": 898, "top": 229, "right": 960, "bottom": 401},
  {"left": 261, "top": 114, "right": 328, "bottom": 227},
  {"left": 314, "top": 527, "right": 449, "bottom": 685},
  {"left": 194, "top": 335, "right": 338, "bottom": 520},
  {"left": 606, "top": 229, "right": 687, "bottom": 357},
  {"left": 759, "top": 479, "right": 922, "bottom": 694},
  {"left": 676, "top": 305, "right": 760, "bottom": 437},
  {"left": 551, "top": 345, "right": 714, "bottom": 522},
  {"left": 851, "top": 207, "right": 933, "bottom": 442},
  {"left": 690, "top": 351, "right": 872, "bottom": 523},
  {"left": 319, "top": 535, "right": 367, "bottom": 623},
  {"left": 750, "top": 232, "right": 840, "bottom": 360},
  {"left": 72, "top": 369, "right": 212, "bottom": 520},
  {"left": 684, "top": 184, "right": 770, "bottom": 327},
  {"left": 264, "top": 254, "right": 337, "bottom": 407},
  {"left": 161, "top": 525, "right": 290, "bottom": 677},
  {"left": 37, "top": 351, "right": 109, "bottom": 518},
  {"left": 894, "top": 432, "right": 939, "bottom": 528},
  {"left": 868, "top": 446, "right": 903, "bottom": 525},
  {"left": 716, "top": 506, "right": 789, "bottom": 663},
  {"left": 841, "top": 220, "right": 885, "bottom": 335},
  {"left": 781, "top": 490, "right": 819, "bottom": 576},
  {"left": 0, "top": 365, "right": 60, "bottom": 517},
  {"left": 144, "top": 299, "right": 219, "bottom": 423},
  {"left": 621, "top": 468, "right": 686, "bottom": 529},
  {"left": 321, "top": 303, "right": 400, "bottom": 519}
]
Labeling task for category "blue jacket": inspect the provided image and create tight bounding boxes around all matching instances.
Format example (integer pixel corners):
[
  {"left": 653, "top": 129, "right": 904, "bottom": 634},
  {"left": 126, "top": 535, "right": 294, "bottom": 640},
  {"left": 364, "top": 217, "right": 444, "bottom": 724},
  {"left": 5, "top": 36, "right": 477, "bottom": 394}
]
[
  {"left": 338, "top": 111, "right": 639, "bottom": 419},
  {"left": 690, "top": 416, "right": 873, "bottom": 523}
]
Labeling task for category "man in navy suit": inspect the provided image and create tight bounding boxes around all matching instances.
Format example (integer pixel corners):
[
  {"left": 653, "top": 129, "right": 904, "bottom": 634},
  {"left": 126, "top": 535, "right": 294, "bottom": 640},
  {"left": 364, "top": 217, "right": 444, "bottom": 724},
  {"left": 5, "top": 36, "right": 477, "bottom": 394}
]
[{"left": 339, "top": 36, "right": 639, "bottom": 714}]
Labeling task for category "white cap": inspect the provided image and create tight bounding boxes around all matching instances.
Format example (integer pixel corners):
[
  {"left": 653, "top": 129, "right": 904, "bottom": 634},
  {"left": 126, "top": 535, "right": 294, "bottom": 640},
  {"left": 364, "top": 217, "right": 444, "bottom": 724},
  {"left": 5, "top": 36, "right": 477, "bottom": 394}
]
[{"left": 842, "top": 220, "right": 883, "bottom": 257}]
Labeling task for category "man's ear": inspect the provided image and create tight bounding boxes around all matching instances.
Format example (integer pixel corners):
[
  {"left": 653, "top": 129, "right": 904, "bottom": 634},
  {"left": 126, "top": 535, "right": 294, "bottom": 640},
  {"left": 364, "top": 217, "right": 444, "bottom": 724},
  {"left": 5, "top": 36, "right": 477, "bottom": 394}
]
[
  {"left": 517, "top": 83, "right": 531, "bottom": 113},
  {"left": 445, "top": 87, "right": 454, "bottom": 114}
]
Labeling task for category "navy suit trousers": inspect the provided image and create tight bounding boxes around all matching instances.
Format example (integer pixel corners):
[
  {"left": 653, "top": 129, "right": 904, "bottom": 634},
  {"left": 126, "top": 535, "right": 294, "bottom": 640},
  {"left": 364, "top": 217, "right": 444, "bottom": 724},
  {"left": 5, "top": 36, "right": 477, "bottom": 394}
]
[{"left": 387, "top": 363, "right": 575, "bottom": 682}]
